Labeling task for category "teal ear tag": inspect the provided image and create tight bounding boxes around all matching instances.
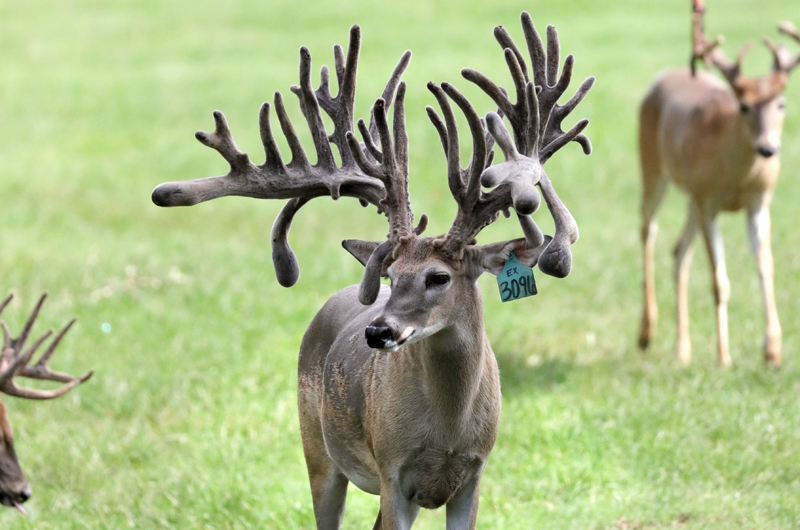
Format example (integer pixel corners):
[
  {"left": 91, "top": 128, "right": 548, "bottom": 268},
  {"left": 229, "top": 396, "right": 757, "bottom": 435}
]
[{"left": 497, "top": 251, "right": 537, "bottom": 302}]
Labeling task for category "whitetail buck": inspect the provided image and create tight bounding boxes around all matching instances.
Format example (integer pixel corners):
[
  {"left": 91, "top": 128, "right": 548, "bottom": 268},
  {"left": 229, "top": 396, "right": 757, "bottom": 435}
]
[
  {"left": 0, "top": 293, "right": 93, "bottom": 514},
  {"left": 152, "top": 12, "right": 593, "bottom": 529},
  {"left": 638, "top": 0, "right": 799, "bottom": 366}
]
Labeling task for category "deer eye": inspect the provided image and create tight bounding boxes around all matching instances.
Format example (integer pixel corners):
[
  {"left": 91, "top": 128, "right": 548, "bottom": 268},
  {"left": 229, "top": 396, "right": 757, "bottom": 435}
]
[
  {"left": 426, "top": 273, "right": 450, "bottom": 288},
  {"left": 739, "top": 102, "right": 750, "bottom": 113}
]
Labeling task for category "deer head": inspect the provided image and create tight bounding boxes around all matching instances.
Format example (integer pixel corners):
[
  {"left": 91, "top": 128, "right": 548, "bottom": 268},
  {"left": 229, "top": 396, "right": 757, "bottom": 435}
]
[
  {"left": 151, "top": 12, "right": 593, "bottom": 350},
  {"left": 0, "top": 294, "right": 93, "bottom": 514},
  {"left": 692, "top": 0, "right": 799, "bottom": 157}
]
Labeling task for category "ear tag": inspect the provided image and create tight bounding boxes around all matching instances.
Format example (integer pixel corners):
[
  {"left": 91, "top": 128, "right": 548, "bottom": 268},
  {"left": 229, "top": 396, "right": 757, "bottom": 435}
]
[{"left": 497, "top": 251, "right": 537, "bottom": 302}]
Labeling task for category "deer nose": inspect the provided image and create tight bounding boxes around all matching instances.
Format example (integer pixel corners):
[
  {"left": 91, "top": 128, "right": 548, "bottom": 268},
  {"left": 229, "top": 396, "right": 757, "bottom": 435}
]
[
  {"left": 365, "top": 323, "right": 395, "bottom": 349},
  {"left": 756, "top": 145, "right": 777, "bottom": 158}
]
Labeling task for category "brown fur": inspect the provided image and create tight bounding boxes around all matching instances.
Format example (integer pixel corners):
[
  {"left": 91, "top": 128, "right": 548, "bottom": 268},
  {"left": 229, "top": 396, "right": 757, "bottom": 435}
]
[{"left": 638, "top": 67, "right": 788, "bottom": 366}]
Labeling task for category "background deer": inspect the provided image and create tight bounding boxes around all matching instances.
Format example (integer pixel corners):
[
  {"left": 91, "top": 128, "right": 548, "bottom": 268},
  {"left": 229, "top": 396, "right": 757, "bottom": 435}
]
[
  {"left": 0, "top": 293, "right": 93, "bottom": 514},
  {"left": 638, "top": 0, "right": 799, "bottom": 366},
  {"left": 152, "top": 11, "right": 593, "bottom": 529}
]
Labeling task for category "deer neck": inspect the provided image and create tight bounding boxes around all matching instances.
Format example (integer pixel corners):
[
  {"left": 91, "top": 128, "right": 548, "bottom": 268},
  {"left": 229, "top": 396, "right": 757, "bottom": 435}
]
[{"left": 412, "top": 286, "right": 488, "bottom": 425}]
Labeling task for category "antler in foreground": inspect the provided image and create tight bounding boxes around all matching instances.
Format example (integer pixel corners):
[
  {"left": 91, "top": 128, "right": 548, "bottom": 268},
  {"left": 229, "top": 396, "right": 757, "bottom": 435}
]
[
  {"left": 152, "top": 26, "right": 413, "bottom": 295},
  {"left": 0, "top": 293, "right": 93, "bottom": 399},
  {"left": 427, "top": 11, "right": 594, "bottom": 276}
]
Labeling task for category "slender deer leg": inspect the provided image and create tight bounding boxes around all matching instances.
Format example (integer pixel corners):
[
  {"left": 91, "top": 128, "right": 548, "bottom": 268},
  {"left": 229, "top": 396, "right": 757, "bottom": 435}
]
[
  {"left": 638, "top": 93, "right": 666, "bottom": 351},
  {"left": 673, "top": 200, "right": 700, "bottom": 364},
  {"left": 638, "top": 177, "right": 668, "bottom": 350},
  {"left": 378, "top": 481, "right": 419, "bottom": 530},
  {"left": 699, "top": 208, "right": 731, "bottom": 366},
  {"left": 445, "top": 471, "right": 482, "bottom": 530},
  {"left": 746, "top": 196, "right": 782, "bottom": 366}
]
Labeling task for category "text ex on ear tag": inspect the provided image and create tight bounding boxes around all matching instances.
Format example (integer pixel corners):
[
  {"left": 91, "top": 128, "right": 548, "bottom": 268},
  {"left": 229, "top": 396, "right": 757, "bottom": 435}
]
[{"left": 497, "top": 251, "right": 537, "bottom": 302}]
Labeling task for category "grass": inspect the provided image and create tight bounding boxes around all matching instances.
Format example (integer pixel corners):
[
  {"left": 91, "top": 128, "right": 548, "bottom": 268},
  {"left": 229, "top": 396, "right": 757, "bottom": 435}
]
[{"left": 1, "top": 0, "right": 800, "bottom": 528}]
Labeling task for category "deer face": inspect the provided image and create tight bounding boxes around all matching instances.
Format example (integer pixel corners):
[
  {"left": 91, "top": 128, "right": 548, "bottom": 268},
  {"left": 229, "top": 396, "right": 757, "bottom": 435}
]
[
  {"left": 346, "top": 237, "right": 542, "bottom": 352},
  {"left": 735, "top": 75, "right": 788, "bottom": 158},
  {"left": 0, "top": 400, "right": 30, "bottom": 512}
]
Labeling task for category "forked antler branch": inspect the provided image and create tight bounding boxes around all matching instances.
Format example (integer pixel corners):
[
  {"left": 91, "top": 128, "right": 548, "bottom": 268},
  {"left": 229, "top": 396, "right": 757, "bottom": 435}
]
[
  {"left": 0, "top": 293, "right": 93, "bottom": 400},
  {"left": 153, "top": 26, "right": 415, "bottom": 298},
  {"left": 427, "top": 11, "right": 593, "bottom": 277},
  {"left": 765, "top": 21, "right": 800, "bottom": 74}
]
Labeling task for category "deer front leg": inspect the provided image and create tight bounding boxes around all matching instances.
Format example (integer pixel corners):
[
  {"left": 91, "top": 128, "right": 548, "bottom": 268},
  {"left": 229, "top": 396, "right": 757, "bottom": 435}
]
[
  {"left": 638, "top": 177, "right": 668, "bottom": 350},
  {"left": 746, "top": 197, "right": 782, "bottom": 366},
  {"left": 377, "top": 480, "right": 420, "bottom": 530},
  {"left": 673, "top": 201, "right": 699, "bottom": 364},
  {"left": 445, "top": 470, "right": 482, "bottom": 530},
  {"left": 699, "top": 209, "right": 731, "bottom": 366}
]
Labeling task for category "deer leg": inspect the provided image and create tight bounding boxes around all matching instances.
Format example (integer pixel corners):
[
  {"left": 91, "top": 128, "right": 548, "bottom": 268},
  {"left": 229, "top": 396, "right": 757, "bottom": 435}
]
[
  {"left": 699, "top": 209, "right": 731, "bottom": 366},
  {"left": 638, "top": 176, "right": 668, "bottom": 350},
  {"left": 673, "top": 201, "right": 699, "bottom": 364},
  {"left": 377, "top": 481, "right": 419, "bottom": 530},
  {"left": 304, "top": 456, "right": 348, "bottom": 530},
  {"left": 445, "top": 472, "right": 482, "bottom": 530},
  {"left": 299, "top": 398, "right": 348, "bottom": 529},
  {"left": 746, "top": 197, "right": 781, "bottom": 366}
]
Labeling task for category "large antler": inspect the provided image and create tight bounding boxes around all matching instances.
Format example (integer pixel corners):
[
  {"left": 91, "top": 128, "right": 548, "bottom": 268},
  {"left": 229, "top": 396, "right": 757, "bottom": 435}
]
[
  {"left": 427, "top": 11, "right": 593, "bottom": 277},
  {"left": 152, "top": 27, "right": 415, "bottom": 296},
  {"left": 0, "top": 293, "right": 93, "bottom": 400}
]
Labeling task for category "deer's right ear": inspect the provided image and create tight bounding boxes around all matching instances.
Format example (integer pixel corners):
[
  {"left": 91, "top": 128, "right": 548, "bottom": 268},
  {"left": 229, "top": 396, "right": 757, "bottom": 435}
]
[{"left": 342, "top": 239, "right": 383, "bottom": 266}]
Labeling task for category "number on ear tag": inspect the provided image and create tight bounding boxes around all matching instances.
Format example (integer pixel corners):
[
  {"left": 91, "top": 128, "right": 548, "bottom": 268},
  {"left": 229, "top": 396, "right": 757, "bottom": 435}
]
[{"left": 497, "top": 251, "right": 537, "bottom": 302}]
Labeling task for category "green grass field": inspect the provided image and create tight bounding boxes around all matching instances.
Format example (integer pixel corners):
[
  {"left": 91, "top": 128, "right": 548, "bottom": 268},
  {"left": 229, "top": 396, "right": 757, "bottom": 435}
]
[{"left": 1, "top": 0, "right": 800, "bottom": 528}]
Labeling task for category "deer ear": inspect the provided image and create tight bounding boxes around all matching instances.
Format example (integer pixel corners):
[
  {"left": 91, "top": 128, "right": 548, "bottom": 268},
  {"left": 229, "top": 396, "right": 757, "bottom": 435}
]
[
  {"left": 342, "top": 239, "right": 382, "bottom": 266},
  {"left": 343, "top": 239, "right": 393, "bottom": 305},
  {"left": 473, "top": 236, "right": 553, "bottom": 276}
]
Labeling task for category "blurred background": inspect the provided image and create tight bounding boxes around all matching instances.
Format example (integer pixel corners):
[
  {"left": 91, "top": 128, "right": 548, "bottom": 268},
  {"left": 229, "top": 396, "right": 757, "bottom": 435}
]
[{"left": 1, "top": 0, "right": 799, "bottom": 528}]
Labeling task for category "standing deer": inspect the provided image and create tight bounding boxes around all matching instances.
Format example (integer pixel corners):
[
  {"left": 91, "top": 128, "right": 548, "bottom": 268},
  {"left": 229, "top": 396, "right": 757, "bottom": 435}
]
[
  {"left": 638, "top": 0, "right": 799, "bottom": 366},
  {"left": 0, "top": 293, "right": 93, "bottom": 514},
  {"left": 152, "top": 12, "right": 593, "bottom": 529}
]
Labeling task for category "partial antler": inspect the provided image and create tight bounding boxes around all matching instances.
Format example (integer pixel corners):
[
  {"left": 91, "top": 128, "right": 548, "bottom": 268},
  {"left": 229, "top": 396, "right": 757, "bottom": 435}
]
[
  {"left": 0, "top": 293, "right": 93, "bottom": 400},
  {"left": 153, "top": 27, "right": 415, "bottom": 296},
  {"left": 690, "top": 0, "right": 762, "bottom": 89},
  {"left": 764, "top": 21, "right": 800, "bottom": 74},
  {"left": 428, "top": 11, "right": 593, "bottom": 277},
  {"left": 690, "top": 0, "right": 724, "bottom": 76}
]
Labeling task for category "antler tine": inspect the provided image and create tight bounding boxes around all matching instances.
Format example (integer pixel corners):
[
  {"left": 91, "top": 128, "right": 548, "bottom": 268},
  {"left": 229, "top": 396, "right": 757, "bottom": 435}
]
[
  {"left": 0, "top": 295, "right": 93, "bottom": 401},
  {"left": 776, "top": 21, "right": 800, "bottom": 73},
  {"left": 0, "top": 294, "right": 11, "bottom": 316}
]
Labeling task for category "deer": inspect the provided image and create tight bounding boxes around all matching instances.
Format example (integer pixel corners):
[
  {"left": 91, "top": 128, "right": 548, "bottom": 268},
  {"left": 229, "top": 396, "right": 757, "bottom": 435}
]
[
  {"left": 0, "top": 293, "right": 93, "bottom": 514},
  {"left": 151, "top": 12, "right": 593, "bottom": 529},
  {"left": 637, "top": 0, "right": 799, "bottom": 367}
]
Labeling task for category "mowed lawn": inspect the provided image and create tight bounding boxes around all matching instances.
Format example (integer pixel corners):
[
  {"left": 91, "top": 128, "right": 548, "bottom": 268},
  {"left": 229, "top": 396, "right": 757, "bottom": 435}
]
[{"left": 1, "top": 0, "right": 799, "bottom": 528}]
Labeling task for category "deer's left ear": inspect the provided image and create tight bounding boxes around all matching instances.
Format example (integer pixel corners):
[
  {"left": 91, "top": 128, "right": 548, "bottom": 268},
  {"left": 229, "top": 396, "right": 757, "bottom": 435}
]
[
  {"left": 470, "top": 236, "right": 552, "bottom": 276},
  {"left": 343, "top": 239, "right": 394, "bottom": 305},
  {"left": 342, "top": 240, "right": 382, "bottom": 266}
]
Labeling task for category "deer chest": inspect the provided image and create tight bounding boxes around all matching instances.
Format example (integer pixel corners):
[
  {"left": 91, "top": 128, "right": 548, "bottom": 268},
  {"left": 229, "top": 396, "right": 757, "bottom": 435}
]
[{"left": 398, "top": 446, "right": 483, "bottom": 510}]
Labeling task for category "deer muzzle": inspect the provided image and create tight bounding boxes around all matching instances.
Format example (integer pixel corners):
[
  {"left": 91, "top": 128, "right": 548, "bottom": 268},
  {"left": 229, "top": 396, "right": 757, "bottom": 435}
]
[{"left": 365, "top": 321, "right": 415, "bottom": 352}]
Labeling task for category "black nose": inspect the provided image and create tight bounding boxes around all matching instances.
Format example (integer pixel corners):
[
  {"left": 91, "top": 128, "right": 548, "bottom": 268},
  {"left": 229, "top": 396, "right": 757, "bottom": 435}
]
[
  {"left": 365, "top": 323, "right": 395, "bottom": 349},
  {"left": 757, "top": 145, "right": 777, "bottom": 158},
  {"left": 19, "top": 487, "right": 31, "bottom": 503}
]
